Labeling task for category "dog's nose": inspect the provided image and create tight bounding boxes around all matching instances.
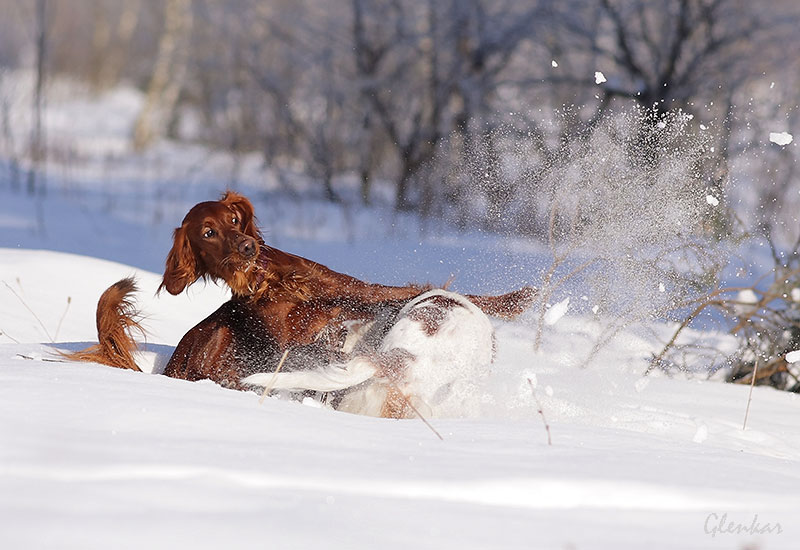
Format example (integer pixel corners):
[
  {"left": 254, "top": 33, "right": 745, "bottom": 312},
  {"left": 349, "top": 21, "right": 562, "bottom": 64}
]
[{"left": 239, "top": 238, "right": 256, "bottom": 258}]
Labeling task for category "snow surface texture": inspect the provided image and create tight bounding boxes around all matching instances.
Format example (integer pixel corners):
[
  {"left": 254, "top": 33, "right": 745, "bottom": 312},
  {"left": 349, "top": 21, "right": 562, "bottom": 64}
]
[
  {"left": 2, "top": 250, "right": 799, "bottom": 550},
  {"left": 1, "top": 75, "right": 798, "bottom": 549}
]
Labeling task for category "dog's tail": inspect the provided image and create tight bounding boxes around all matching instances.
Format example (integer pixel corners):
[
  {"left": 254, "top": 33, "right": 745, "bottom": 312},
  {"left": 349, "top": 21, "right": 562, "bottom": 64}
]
[
  {"left": 467, "top": 286, "right": 538, "bottom": 320},
  {"left": 64, "top": 278, "right": 143, "bottom": 371}
]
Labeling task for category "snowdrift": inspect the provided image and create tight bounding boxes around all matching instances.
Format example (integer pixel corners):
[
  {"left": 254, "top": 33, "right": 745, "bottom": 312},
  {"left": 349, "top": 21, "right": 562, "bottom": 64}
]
[{"left": 1, "top": 249, "right": 798, "bottom": 549}]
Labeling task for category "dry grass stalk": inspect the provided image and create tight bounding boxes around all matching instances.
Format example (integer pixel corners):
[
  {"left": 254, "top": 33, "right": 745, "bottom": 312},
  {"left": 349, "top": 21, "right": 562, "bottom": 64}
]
[
  {"left": 0, "top": 329, "right": 21, "bottom": 344},
  {"left": 527, "top": 378, "right": 553, "bottom": 446},
  {"left": 4, "top": 281, "right": 53, "bottom": 342},
  {"left": 16, "top": 353, "right": 63, "bottom": 363},
  {"left": 54, "top": 296, "right": 72, "bottom": 342},
  {"left": 742, "top": 359, "right": 759, "bottom": 431},
  {"left": 259, "top": 349, "right": 290, "bottom": 404},
  {"left": 385, "top": 378, "right": 444, "bottom": 441}
]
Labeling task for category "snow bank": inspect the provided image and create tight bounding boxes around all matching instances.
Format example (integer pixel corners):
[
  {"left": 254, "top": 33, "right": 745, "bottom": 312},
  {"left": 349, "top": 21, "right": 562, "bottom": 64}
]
[{"left": 1, "top": 249, "right": 798, "bottom": 549}]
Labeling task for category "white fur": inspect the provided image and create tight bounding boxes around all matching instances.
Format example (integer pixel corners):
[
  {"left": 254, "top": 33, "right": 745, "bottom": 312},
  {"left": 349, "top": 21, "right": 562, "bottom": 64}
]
[
  {"left": 242, "top": 357, "right": 377, "bottom": 393},
  {"left": 242, "top": 290, "right": 495, "bottom": 418}
]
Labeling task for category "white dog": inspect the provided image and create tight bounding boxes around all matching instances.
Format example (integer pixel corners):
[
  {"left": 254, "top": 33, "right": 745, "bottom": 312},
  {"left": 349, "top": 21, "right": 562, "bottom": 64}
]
[{"left": 242, "top": 289, "right": 495, "bottom": 418}]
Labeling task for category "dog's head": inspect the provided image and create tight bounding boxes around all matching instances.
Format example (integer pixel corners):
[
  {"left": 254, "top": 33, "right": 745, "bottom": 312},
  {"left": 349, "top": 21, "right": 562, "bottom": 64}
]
[{"left": 159, "top": 191, "right": 262, "bottom": 296}]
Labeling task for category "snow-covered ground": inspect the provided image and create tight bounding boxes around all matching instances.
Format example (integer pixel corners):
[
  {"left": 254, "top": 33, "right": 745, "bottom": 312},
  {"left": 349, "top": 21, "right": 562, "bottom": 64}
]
[{"left": 1, "top": 76, "right": 799, "bottom": 549}]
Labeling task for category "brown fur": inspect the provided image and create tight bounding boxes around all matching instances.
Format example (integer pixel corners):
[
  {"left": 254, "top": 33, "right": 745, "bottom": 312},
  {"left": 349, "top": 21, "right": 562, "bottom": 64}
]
[
  {"left": 406, "top": 294, "right": 463, "bottom": 336},
  {"left": 63, "top": 278, "right": 142, "bottom": 371},
  {"left": 380, "top": 385, "right": 411, "bottom": 419}
]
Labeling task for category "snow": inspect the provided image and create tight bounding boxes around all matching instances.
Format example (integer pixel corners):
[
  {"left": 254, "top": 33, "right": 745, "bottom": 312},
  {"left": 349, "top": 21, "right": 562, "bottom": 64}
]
[
  {"left": 786, "top": 350, "right": 800, "bottom": 363},
  {"left": 706, "top": 194, "right": 720, "bottom": 206},
  {"left": 551, "top": 60, "right": 558, "bottom": 68},
  {"left": 543, "top": 297, "right": 569, "bottom": 326},
  {"left": 734, "top": 289, "right": 759, "bottom": 316},
  {"left": 594, "top": 71, "right": 607, "bottom": 84},
  {"left": 691, "top": 422, "right": 708, "bottom": 444},
  {"left": 769, "top": 131, "right": 793, "bottom": 146},
  {"left": 3, "top": 244, "right": 798, "bottom": 550},
  {"left": 3, "top": 309, "right": 799, "bottom": 549},
  {"left": 1, "top": 76, "right": 799, "bottom": 550}
]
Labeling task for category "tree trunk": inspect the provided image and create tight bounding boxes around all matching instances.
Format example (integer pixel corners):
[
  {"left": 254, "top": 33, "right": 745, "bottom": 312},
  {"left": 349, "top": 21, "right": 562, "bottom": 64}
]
[
  {"left": 133, "top": 0, "right": 193, "bottom": 150},
  {"left": 28, "top": 0, "right": 47, "bottom": 196},
  {"left": 395, "top": 161, "right": 414, "bottom": 211},
  {"left": 93, "top": 0, "right": 140, "bottom": 90},
  {"left": 359, "top": 167, "right": 371, "bottom": 205},
  {"left": 358, "top": 111, "right": 375, "bottom": 205}
]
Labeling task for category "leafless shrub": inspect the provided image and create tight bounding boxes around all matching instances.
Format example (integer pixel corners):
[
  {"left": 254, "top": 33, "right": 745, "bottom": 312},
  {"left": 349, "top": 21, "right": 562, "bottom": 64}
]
[{"left": 650, "top": 229, "right": 800, "bottom": 391}]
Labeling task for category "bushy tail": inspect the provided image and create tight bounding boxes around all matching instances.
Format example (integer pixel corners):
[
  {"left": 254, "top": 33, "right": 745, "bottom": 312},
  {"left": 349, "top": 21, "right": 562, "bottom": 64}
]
[
  {"left": 467, "top": 286, "right": 538, "bottom": 320},
  {"left": 65, "top": 278, "right": 142, "bottom": 371}
]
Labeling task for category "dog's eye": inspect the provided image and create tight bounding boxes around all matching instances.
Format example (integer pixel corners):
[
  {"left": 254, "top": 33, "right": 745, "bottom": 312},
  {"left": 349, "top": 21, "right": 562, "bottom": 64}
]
[
  {"left": 232, "top": 216, "right": 239, "bottom": 225},
  {"left": 203, "top": 229, "right": 215, "bottom": 238}
]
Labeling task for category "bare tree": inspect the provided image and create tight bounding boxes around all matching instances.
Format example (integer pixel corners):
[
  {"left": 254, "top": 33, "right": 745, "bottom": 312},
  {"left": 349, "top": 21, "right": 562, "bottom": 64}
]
[
  {"left": 0, "top": 70, "right": 21, "bottom": 191},
  {"left": 10, "top": 0, "right": 793, "bottom": 244},
  {"left": 551, "top": 0, "right": 796, "bottom": 187},
  {"left": 89, "top": 0, "right": 141, "bottom": 90},
  {"left": 133, "top": 0, "right": 193, "bottom": 150},
  {"left": 552, "top": 0, "right": 778, "bottom": 113},
  {"left": 27, "top": 0, "right": 47, "bottom": 196},
  {"left": 353, "top": 0, "right": 546, "bottom": 210},
  {"left": 352, "top": 0, "right": 447, "bottom": 209}
]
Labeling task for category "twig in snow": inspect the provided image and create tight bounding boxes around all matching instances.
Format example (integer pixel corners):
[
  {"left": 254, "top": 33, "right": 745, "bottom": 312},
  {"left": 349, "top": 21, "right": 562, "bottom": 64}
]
[
  {"left": 742, "top": 359, "right": 758, "bottom": 431},
  {"left": 527, "top": 378, "right": 553, "bottom": 446},
  {"left": 0, "top": 329, "right": 21, "bottom": 344},
  {"left": 386, "top": 378, "right": 444, "bottom": 441},
  {"left": 54, "top": 296, "right": 72, "bottom": 341},
  {"left": 4, "top": 281, "right": 53, "bottom": 342},
  {"left": 259, "top": 349, "right": 290, "bottom": 404},
  {"left": 16, "top": 353, "right": 64, "bottom": 363}
]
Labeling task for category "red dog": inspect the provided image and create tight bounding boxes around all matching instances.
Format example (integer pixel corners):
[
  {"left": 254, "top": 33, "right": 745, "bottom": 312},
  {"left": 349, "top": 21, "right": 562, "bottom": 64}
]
[{"left": 70, "top": 192, "right": 536, "bottom": 414}]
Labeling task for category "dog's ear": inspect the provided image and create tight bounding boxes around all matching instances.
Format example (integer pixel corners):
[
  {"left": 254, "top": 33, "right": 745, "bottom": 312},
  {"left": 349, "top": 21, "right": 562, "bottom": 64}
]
[
  {"left": 221, "top": 190, "right": 260, "bottom": 240},
  {"left": 158, "top": 224, "right": 200, "bottom": 295}
]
